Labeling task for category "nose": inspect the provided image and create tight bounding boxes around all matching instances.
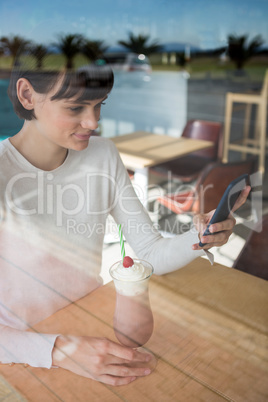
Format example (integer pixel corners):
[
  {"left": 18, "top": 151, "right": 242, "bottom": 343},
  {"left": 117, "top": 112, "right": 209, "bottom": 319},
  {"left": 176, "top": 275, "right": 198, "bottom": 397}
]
[{"left": 80, "top": 111, "right": 99, "bottom": 130}]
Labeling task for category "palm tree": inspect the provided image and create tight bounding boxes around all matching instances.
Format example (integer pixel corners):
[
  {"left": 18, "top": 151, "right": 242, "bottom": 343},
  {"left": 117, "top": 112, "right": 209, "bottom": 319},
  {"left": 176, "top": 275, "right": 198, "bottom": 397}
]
[
  {"left": 29, "top": 44, "right": 48, "bottom": 69},
  {"left": 118, "top": 32, "right": 161, "bottom": 56},
  {"left": 227, "top": 34, "right": 264, "bottom": 70},
  {"left": 81, "top": 39, "right": 107, "bottom": 62},
  {"left": 54, "top": 33, "right": 84, "bottom": 69},
  {"left": 0, "top": 35, "right": 31, "bottom": 66}
]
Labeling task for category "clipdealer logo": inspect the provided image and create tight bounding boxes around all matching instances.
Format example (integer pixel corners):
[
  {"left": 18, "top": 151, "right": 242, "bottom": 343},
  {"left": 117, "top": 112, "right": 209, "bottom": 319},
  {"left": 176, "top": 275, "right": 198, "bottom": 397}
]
[
  {"left": 151, "top": 171, "right": 264, "bottom": 233},
  {"left": 4, "top": 170, "right": 264, "bottom": 233},
  {"left": 4, "top": 170, "right": 142, "bottom": 227},
  {"left": 235, "top": 171, "right": 263, "bottom": 232}
]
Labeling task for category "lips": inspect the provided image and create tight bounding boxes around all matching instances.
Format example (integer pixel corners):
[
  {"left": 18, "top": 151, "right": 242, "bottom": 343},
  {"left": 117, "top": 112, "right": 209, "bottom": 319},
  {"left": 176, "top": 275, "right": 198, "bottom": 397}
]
[{"left": 73, "top": 132, "right": 92, "bottom": 140}]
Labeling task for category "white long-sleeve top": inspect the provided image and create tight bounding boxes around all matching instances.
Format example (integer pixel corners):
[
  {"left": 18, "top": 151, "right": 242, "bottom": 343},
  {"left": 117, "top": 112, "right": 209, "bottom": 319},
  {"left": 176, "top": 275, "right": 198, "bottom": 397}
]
[{"left": 0, "top": 137, "right": 207, "bottom": 369}]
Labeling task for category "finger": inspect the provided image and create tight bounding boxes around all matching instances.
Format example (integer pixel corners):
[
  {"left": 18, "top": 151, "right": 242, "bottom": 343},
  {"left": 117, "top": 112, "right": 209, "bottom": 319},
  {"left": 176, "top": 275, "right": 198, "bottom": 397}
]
[
  {"left": 106, "top": 340, "right": 151, "bottom": 363},
  {"left": 99, "top": 374, "right": 137, "bottom": 386},
  {"left": 106, "top": 364, "right": 151, "bottom": 378},
  {"left": 208, "top": 217, "right": 236, "bottom": 234},
  {"left": 232, "top": 186, "right": 251, "bottom": 212},
  {"left": 103, "top": 355, "right": 130, "bottom": 366},
  {"left": 193, "top": 230, "right": 232, "bottom": 250},
  {"left": 204, "top": 230, "right": 231, "bottom": 245},
  {"left": 193, "top": 217, "right": 235, "bottom": 250},
  {"left": 193, "top": 212, "right": 215, "bottom": 232},
  {"left": 102, "top": 354, "right": 147, "bottom": 367}
]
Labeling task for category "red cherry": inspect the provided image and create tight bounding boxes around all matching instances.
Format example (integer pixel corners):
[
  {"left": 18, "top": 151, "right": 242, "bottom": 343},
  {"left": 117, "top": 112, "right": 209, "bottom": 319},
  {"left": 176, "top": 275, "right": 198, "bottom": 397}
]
[{"left": 123, "top": 256, "right": 134, "bottom": 268}]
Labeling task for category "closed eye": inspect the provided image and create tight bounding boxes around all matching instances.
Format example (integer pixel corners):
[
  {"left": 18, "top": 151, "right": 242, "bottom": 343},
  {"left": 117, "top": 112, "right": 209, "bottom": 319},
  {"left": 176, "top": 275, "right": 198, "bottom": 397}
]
[{"left": 69, "top": 106, "right": 84, "bottom": 112}]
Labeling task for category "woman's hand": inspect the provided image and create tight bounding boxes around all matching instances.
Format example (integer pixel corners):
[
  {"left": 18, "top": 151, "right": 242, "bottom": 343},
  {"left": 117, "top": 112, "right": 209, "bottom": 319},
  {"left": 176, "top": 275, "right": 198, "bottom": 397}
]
[
  {"left": 192, "top": 186, "right": 251, "bottom": 250},
  {"left": 52, "top": 335, "right": 151, "bottom": 386}
]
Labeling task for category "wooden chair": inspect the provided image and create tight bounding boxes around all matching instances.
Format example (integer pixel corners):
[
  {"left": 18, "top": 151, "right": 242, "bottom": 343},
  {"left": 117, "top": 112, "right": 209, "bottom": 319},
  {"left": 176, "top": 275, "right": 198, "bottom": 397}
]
[
  {"left": 233, "top": 214, "right": 268, "bottom": 280},
  {"left": 223, "top": 69, "right": 268, "bottom": 174},
  {"left": 155, "top": 159, "right": 257, "bottom": 221},
  {"left": 150, "top": 120, "right": 223, "bottom": 183}
]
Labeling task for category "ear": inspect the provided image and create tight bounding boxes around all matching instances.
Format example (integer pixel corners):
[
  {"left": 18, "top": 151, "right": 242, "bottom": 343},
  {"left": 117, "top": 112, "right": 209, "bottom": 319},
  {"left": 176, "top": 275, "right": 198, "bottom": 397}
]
[{"left": 16, "top": 78, "right": 35, "bottom": 111}]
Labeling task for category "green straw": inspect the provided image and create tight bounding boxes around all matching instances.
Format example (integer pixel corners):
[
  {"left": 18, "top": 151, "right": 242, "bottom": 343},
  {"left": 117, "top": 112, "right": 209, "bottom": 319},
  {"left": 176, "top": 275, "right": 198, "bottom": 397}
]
[{"left": 118, "top": 224, "right": 125, "bottom": 260}]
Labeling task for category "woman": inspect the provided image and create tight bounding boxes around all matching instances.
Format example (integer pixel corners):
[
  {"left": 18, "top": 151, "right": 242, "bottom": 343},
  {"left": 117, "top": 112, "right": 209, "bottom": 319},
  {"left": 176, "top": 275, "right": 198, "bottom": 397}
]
[{"left": 0, "top": 63, "right": 250, "bottom": 386}]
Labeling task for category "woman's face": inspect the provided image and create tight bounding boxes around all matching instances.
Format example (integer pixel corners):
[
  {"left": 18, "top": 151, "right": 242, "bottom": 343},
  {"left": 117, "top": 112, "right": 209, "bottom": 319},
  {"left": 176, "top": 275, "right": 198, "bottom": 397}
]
[{"left": 31, "top": 81, "right": 107, "bottom": 151}]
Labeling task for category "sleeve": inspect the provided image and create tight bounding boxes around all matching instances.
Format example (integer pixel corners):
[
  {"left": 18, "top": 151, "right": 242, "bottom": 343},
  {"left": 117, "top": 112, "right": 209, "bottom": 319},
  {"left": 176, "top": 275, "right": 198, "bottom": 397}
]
[
  {"left": 0, "top": 324, "right": 59, "bottom": 368},
  {"left": 109, "top": 146, "right": 212, "bottom": 275}
]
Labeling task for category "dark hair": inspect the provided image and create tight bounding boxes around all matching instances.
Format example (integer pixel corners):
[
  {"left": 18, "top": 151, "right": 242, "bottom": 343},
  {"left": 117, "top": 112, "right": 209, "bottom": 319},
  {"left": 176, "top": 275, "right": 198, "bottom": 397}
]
[{"left": 8, "top": 65, "right": 114, "bottom": 120}]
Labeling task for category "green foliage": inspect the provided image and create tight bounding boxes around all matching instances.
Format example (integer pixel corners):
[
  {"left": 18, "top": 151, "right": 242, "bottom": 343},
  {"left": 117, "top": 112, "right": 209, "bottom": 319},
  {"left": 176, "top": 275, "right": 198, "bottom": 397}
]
[
  {"left": 0, "top": 53, "right": 90, "bottom": 70},
  {"left": 53, "top": 34, "right": 84, "bottom": 69},
  {"left": 29, "top": 44, "right": 48, "bottom": 69},
  {"left": 176, "top": 53, "right": 187, "bottom": 67},
  {"left": 118, "top": 32, "right": 161, "bottom": 56},
  {"left": 81, "top": 39, "right": 107, "bottom": 62},
  {"left": 0, "top": 35, "right": 31, "bottom": 66},
  {"left": 151, "top": 56, "right": 267, "bottom": 81},
  {"left": 0, "top": 31, "right": 266, "bottom": 82},
  {"left": 227, "top": 34, "right": 264, "bottom": 70}
]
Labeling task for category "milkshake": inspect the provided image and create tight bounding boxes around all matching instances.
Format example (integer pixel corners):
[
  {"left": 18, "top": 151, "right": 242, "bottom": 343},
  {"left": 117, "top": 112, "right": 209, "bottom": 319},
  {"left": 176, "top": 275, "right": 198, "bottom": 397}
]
[{"left": 109, "top": 258, "right": 154, "bottom": 348}]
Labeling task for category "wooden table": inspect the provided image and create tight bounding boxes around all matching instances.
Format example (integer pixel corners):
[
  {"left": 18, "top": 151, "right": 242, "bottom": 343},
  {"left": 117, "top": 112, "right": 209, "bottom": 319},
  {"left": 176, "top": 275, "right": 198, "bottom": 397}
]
[
  {"left": 1, "top": 258, "right": 267, "bottom": 402},
  {"left": 111, "top": 131, "right": 213, "bottom": 204}
]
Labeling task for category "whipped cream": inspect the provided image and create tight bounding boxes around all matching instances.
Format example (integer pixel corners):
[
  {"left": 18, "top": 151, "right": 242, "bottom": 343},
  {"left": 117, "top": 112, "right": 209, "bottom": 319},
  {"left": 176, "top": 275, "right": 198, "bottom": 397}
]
[
  {"left": 110, "top": 259, "right": 153, "bottom": 296},
  {"left": 111, "top": 260, "right": 151, "bottom": 282}
]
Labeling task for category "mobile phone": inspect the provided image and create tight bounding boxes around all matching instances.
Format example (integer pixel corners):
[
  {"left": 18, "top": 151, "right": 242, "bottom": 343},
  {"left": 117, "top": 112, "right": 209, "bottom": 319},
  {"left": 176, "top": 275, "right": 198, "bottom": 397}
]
[{"left": 199, "top": 173, "right": 249, "bottom": 247}]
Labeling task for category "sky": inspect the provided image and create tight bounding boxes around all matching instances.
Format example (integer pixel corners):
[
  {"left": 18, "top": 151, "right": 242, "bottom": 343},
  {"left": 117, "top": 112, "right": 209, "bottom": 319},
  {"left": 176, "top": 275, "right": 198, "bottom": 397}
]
[{"left": 0, "top": 0, "right": 267, "bottom": 50}]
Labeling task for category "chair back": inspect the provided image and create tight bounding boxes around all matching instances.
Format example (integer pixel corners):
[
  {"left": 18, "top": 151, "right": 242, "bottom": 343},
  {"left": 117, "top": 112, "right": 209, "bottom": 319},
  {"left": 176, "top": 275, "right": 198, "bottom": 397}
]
[
  {"left": 233, "top": 214, "right": 268, "bottom": 280},
  {"left": 192, "top": 159, "right": 257, "bottom": 214},
  {"left": 182, "top": 120, "right": 223, "bottom": 160},
  {"left": 260, "top": 69, "right": 268, "bottom": 100}
]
